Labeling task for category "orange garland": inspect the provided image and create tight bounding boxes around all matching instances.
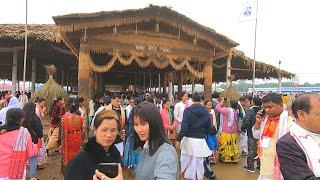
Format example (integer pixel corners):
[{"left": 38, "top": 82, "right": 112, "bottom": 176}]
[{"left": 257, "top": 115, "right": 280, "bottom": 157}]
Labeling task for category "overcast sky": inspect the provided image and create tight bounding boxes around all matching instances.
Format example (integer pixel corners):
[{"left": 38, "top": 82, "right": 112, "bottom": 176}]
[{"left": 1, "top": 0, "right": 319, "bottom": 84}]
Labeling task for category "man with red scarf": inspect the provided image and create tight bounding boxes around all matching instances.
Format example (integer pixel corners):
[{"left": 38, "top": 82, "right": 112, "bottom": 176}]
[{"left": 252, "top": 93, "right": 293, "bottom": 180}]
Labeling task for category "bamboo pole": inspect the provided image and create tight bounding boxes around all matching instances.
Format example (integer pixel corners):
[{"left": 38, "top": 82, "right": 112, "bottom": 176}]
[
  {"left": 78, "top": 42, "right": 91, "bottom": 110},
  {"left": 204, "top": 60, "right": 213, "bottom": 101},
  {"left": 31, "top": 58, "right": 36, "bottom": 93},
  {"left": 12, "top": 50, "right": 18, "bottom": 95}
]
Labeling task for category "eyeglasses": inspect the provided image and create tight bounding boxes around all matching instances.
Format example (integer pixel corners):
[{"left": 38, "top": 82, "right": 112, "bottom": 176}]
[
  {"left": 311, "top": 112, "right": 320, "bottom": 116},
  {"left": 99, "top": 128, "right": 118, "bottom": 135}
]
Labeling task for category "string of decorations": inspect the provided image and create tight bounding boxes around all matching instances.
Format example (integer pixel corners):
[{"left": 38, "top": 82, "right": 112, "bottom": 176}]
[{"left": 85, "top": 51, "right": 205, "bottom": 78}]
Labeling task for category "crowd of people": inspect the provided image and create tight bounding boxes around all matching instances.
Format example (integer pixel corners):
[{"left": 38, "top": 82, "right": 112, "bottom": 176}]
[{"left": 0, "top": 89, "right": 319, "bottom": 180}]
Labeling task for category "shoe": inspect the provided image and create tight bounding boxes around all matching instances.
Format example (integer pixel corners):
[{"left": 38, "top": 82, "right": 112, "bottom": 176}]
[
  {"left": 243, "top": 166, "right": 255, "bottom": 173},
  {"left": 209, "top": 174, "right": 218, "bottom": 180},
  {"left": 255, "top": 166, "right": 260, "bottom": 172}
]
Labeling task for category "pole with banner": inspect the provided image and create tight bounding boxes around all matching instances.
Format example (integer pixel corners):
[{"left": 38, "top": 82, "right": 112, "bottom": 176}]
[
  {"left": 252, "top": 0, "right": 258, "bottom": 94},
  {"left": 22, "top": 0, "right": 28, "bottom": 104},
  {"left": 239, "top": 0, "right": 259, "bottom": 94}
]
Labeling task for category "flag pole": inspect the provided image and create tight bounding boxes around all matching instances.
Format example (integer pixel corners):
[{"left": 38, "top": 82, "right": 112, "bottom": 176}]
[
  {"left": 252, "top": 0, "right": 259, "bottom": 94},
  {"left": 23, "top": 0, "right": 28, "bottom": 103}
]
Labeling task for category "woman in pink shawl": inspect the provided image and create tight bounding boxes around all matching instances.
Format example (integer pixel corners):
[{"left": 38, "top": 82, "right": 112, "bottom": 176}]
[
  {"left": 215, "top": 98, "right": 240, "bottom": 163},
  {"left": 0, "top": 108, "right": 34, "bottom": 180}
]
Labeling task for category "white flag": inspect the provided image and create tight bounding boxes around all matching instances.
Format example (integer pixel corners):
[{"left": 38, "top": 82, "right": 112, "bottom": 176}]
[{"left": 239, "top": 0, "right": 257, "bottom": 22}]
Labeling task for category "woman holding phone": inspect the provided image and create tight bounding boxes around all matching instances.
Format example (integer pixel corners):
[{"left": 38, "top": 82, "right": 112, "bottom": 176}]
[
  {"left": 132, "top": 102, "right": 179, "bottom": 180},
  {"left": 64, "top": 109, "right": 123, "bottom": 180}
]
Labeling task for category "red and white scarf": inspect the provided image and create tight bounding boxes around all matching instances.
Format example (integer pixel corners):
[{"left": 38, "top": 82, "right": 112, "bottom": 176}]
[
  {"left": 258, "top": 110, "right": 290, "bottom": 180},
  {"left": 8, "top": 127, "right": 29, "bottom": 179},
  {"left": 290, "top": 123, "right": 320, "bottom": 177}
]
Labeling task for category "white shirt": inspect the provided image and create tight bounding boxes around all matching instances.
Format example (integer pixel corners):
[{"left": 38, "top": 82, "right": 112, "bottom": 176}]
[
  {"left": 88, "top": 100, "right": 95, "bottom": 117},
  {"left": 174, "top": 101, "right": 187, "bottom": 123},
  {"left": 155, "top": 103, "right": 162, "bottom": 111},
  {"left": 125, "top": 105, "right": 134, "bottom": 118}
]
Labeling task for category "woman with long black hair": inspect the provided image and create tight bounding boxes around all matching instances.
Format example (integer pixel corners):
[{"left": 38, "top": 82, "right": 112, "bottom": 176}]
[
  {"left": 0, "top": 108, "right": 33, "bottom": 179},
  {"left": 23, "top": 101, "right": 43, "bottom": 180}
]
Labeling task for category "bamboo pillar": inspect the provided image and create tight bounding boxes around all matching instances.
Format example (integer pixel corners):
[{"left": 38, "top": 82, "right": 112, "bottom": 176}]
[
  {"left": 61, "top": 69, "right": 64, "bottom": 89},
  {"left": 204, "top": 60, "right": 213, "bottom": 101},
  {"left": 192, "top": 79, "right": 195, "bottom": 94},
  {"left": 66, "top": 71, "right": 70, "bottom": 92},
  {"left": 226, "top": 52, "right": 232, "bottom": 87},
  {"left": 162, "top": 74, "right": 167, "bottom": 94},
  {"left": 178, "top": 72, "right": 183, "bottom": 93},
  {"left": 31, "top": 58, "right": 36, "bottom": 93},
  {"left": 99, "top": 73, "right": 104, "bottom": 92},
  {"left": 78, "top": 42, "right": 91, "bottom": 110},
  {"left": 88, "top": 71, "right": 95, "bottom": 100},
  {"left": 94, "top": 72, "right": 99, "bottom": 95},
  {"left": 158, "top": 73, "right": 161, "bottom": 93},
  {"left": 143, "top": 73, "right": 146, "bottom": 92},
  {"left": 149, "top": 73, "right": 152, "bottom": 90},
  {"left": 12, "top": 50, "right": 18, "bottom": 95},
  {"left": 168, "top": 73, "right": 174, "bottom": 103},
  {"left": 69, "top": 71, "right": 73, "bottom": 92}
]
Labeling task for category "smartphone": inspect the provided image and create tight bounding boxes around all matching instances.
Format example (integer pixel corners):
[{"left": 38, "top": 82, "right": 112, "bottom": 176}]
[
  {"left": 260, "top": 109, "right": 266, "bottom": 117},
  {"left": 97, "top": 163, "right": 119, "bottom": 178}
]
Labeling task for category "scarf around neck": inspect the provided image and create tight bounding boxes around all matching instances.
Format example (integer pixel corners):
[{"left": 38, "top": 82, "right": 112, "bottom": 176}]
[
  {"left": 290, "top": 123, "right": 320, "bottom": 177},
  {"left": 258, "top": 110, "right": 290, "bottom": 180}
]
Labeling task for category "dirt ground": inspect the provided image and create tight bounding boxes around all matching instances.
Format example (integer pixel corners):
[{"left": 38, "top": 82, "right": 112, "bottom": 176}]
[{"left": 37, "top": 118, "right": 258, "bottom": 180}]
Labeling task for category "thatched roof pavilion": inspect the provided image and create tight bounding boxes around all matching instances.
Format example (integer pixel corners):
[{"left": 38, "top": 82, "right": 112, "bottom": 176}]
[
  {"left": 0, "top": 5, "right": 294, "bottom": 102},
  {"left": 0, "top": 24, "right": 77, "bottom": 93}
]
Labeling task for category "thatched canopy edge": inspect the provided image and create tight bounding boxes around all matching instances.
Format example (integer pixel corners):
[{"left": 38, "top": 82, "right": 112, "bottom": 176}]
[
  {"left": 0, "top": 24, "right": 57, "bottom": 42},
  {"left": 53, "top": 5, "right": 238, "bottom": 48},
  {"left": 232, "top": 49, "right": 295, "bottom": 79}
]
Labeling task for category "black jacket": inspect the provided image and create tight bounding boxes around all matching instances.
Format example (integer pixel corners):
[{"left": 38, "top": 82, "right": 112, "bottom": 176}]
[
  {"left": 177, "top": 103, "right": 211, "bottom": 141},
  {"left": 242, "top": 106, "right": 261, "bottom": 138},
  {"left": 25, "top": 114, "right": 43, "bottom": 144},
  {"left": 276, "top": 133, "right": 318, "bottom": 180},
  {"left": 64, "top": 137, "right": 121, "bottom": 180}
]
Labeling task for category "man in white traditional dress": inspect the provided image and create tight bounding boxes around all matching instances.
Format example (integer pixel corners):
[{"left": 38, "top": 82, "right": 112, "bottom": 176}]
[{"left": 277, "top": 93, "right": 320, "bottom": 179}]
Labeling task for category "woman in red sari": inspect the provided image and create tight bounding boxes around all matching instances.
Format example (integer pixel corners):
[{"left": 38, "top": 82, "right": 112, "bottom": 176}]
[{"left": 61, "top": 98, "right": 84, "bottom": 172}]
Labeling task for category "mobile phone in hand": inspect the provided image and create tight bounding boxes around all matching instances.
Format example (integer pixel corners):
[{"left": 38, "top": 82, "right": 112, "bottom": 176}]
[
  {"left": 97, "top": 163, "right": 119, "bottom": 178},
  {"left": 260, "top": 109, "right": 266, "bottom": 117}
]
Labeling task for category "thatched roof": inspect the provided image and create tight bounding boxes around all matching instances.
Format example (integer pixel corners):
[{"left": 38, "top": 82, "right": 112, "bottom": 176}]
[
  {"left": 0, "top": 24, "right": 77, "bottom": 83},
  {"left": 0, "top": 24, "right": 57, "bottom": 42},
  {"left": 53, "top": 5, "right": 238, "bottom": 48},
  {"left": 232, "top": 49, "right": 294, "bottom": 79}
]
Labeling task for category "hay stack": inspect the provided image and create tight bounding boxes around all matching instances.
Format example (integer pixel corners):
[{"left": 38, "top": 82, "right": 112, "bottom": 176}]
[
  {"left": 32, "top": 65, "right": 67, "bottom": 111},
  {"left": 221, "top": 83, "right": 241, "bottom": 101}
]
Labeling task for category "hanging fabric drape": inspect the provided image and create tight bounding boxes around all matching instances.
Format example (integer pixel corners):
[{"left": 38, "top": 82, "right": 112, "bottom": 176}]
[{"left": 86, "top": 51, "right": 205, "bottom": 78}]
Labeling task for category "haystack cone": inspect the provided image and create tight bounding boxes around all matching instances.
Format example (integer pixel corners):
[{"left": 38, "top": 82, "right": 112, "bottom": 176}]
[
  {"left": 32, "top": 65, "right": 67, "bottom": 112},
  {"left": 221, "top": 83, "right": 241, "bottom": 101}
]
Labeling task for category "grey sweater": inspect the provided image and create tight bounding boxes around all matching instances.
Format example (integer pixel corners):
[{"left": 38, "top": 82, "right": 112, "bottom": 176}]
[{"left": 135, "top": 143, "right": 178, "bottom": 180}]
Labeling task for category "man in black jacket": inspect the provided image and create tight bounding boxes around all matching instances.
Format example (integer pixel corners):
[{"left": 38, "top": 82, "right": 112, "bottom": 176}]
[
  {"left": 242, "top": 96, "right": 262, "bottom": 173},
  {"left": 276, "top": 93, "right": 320, "bottom": 179}
]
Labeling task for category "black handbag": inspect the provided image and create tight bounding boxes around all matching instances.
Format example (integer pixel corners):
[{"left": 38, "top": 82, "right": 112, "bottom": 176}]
[{"left": 208, "top": 115, "right": 217, "bottom": 135}]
